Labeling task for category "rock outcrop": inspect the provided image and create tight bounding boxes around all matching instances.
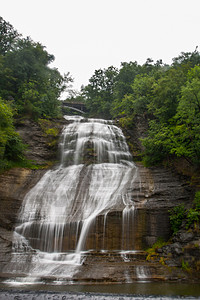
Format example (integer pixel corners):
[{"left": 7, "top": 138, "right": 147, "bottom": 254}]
[
  {"left": 15, "top": 118, "right": 66, "bottom": 165},
  {"left": 0, "top": 116, "right": 199, "bottom": 282},
  {"left": 0, "top": 117, "right": 67, "bottom": 271},
  {"left": 0, "top": 167, "right": 47, "bottom": 270}
]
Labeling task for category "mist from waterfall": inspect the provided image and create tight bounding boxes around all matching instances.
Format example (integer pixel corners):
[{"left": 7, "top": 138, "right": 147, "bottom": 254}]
[{"left": 5, "top": 116, "right": 141, "bottom": 283}]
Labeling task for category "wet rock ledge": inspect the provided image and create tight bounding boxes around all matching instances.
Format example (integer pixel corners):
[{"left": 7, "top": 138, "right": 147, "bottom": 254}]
[
  {"left": 0, "top": 116, "right": 199, "bottom": 283},
  {"left": 0, "top": 117, "right": 67, "bottom": 271}
]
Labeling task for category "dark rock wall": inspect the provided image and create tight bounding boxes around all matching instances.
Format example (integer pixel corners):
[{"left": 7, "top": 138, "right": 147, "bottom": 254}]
[
  {"left": 0, "top": 162, "right": 192, "bottom": 270},
  {"left": 0, "top": 117, "right": 67, "bottom": 271},
  {"left": 15, "top": 118, "right": 67, "bottom": 165},
  {"left": 0, "top": 168, "right": 47, "bottom": 270},
  {"left": 0, "top": 117, "right": 196, "bottom": 281}
]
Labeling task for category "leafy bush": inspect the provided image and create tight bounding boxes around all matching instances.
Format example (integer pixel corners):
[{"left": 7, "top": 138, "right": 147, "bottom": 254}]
[
  {"left": 118, "top": 116, "right": 133, "bottom": 129},
  {"left": 186, "top": 209, "right": 200, "bottom": 229},
  {"left": 181, "top": 260, "right": 191, "bottom": 272},
  {"left": 0, "top": 97, "right": 26, "bottom": 170},
  {"left": 4, "top": 132, "right": 26, "bottom": 161},
  {"left": 169, "top": 191, "right": 200, "bottom": 233},
  {"left": 186, "top": 191, "right": 200, "bottom": 229},
  {"left": 141, "top": 121, "right": 172, "bottom": 166},
  {"left": 169, "top": 205, "right": 186, "bottom": 234},
  {"left": 194, "top": 191, "right": 200, "bottom": 210},
  {"left": 38, "top": 118, "right": 59, "bottom": 137},
  {"left": 146, "top": 238, "right": 169, "bottom": 261}
]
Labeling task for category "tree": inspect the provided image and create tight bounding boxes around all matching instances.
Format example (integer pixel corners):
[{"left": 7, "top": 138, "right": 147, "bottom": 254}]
[
  {"left": 0, "top": 16, "right": 20, "bottom": 55},
  {"left": 172, "top": 65, "right": 200, "bottom": 164},
  {"left": 0, "top": 30, "right": 71, "bottom": 118},
  {"left": 172, "top": 49, "right": 200, "bottom": 69},
  {"left": 111, "top": 74, "right": 155, "bottom": 120},
  {"left": 114, "top": 61, "right": 141, "bottom": 100},
  {"left": 148, "top": 67, "right": 185, "bottom": 123},
  {"left": 141, "top": 120, "right": 173, "bottom": 166},
  {"left": 83, "top": 66, "right": 118, "bottom": 117},
  {"left": 178, "top": 66, "right": 200, "bottom": 120}
]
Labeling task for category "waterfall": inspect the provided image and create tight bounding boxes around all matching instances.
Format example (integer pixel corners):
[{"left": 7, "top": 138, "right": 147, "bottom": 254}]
[{"left": 5, "top": 116, "right": 141, "bottom": 283}]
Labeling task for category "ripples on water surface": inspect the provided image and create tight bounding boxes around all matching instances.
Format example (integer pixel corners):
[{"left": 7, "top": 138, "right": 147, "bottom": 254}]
[{"left": 1, "top": 282, "right": 200, "bottom": 299}]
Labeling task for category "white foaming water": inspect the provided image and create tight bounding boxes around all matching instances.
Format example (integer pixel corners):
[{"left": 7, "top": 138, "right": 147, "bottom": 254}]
[
  {"left": 5, "top": 116, "right": 140, "bottom": 283},
  {"left": 136, "top": 266, "right": 150, "bottom": 281}
]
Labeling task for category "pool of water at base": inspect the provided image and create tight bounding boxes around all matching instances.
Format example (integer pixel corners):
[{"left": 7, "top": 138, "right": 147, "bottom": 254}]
[{"left": 1, "top": 282, "right": 200, "bottom": 298}]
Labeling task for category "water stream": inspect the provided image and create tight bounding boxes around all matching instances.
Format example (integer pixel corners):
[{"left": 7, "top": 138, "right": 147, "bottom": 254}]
[{"left": 5, "top": 116, "right": 141, "bottom": 283}]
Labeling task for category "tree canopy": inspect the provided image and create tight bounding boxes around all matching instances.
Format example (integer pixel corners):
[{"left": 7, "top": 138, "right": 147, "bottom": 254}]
[
  {"left": 0, "top": 17, "right": 72, "bottom": 169},
  {"left": 1, "top": 16, "right": 200, "bottom": 170},
  {"left": 71, "top": 49, "right": 200, "bottom": 167},
  {"left": 0, "top": 17, "right": 72, "bottom": 119}
]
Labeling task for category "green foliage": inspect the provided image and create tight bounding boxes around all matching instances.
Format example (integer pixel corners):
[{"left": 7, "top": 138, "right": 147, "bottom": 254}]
[
  {"left": 83, "top": 66, "right": 118, "bottom": 118},
  {"left": 141, "top": 120, "right": 180, "bottom": 166},
  {"left": 169, "top": 205, "right": 186, "bottom": 234},
  {"left": 2, "top": 16, "right": 200, "bottom": 171},
  {"left": 181, "top": 260, "right": 191, "bottom": 272},
  {"left": 112, "top": 74, "right": 155, "bottom": 120},
  {"left": 0, "top": 16, "right": 20, "bottom": 55},
  {"left": 169, "top": 191, "right": 200, "bottom": 233},
  {"left": 130, "top": 74, "right": 155, "bottom": 114},
  {"left": 4, "top": 132, "right": 26, "bottom": 161},
  {"left": 186, "top": 191, "right": 200, "bottom": 229},
  {"left": 186, "top": 209, "right": 200, "bottom": 229},
  {"left": 172, "top": 50, "right": 200, "bottom": 69},
  {"left": 194, "top": 191, "right": 200, "bottom": 210},
  {"left": 148, "top": 68, "right": 184, "bottom": 122},
  {"left": 148, "top": 238, "right": 169, "bottom": 252},
  {"left": 0, "top": 97, "right": 13, "bottom": 128},
  {"left": 172, "top": 65, "right": 200, "bottom": 164},
  {"left": 76, "top": 49, "right": 200, "bottom": 167},
  {"left": 113, "top": 61, "right": 142, "bottom": 101},
  {"left": 45, "top": 128, "right": 59, "bottom": 137},
  {"left": 0, "top": 17, "right": 72, "bottom": 171},
  {"left": 141, "top": 60, "right": 200, "bottom": 166},
  {"left": 38, "top": 118, "right": 59, "bottom": 136},
  {"left": 0, "top": 97, "right": 16, "bottom": 158},
  {"left": 0, "top": 17, "right": 72, "bottom": 120},
  {"left": 118, "top": 117, "right": 134, "bottom": 129},
  {"left": 38, "top": 118, "right": 60, "bottom": 148},
  {"left": 0, "top": 97, "right": 26, "bottom": 170},
  {"left": 108, "top": 51, "right": 200, "bottom": 166},
  {"left": 146, "top": 238, "right": 169, "bottom": 262}
]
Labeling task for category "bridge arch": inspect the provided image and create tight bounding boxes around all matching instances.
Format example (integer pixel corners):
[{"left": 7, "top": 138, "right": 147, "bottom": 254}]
[{"left": 62, "top": 102, "right": 87, "bottom": 114}]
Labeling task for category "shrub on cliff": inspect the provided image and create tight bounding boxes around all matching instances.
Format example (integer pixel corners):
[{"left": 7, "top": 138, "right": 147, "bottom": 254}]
[
  {"left": 169, "top": 191, "right": 200, "bottom": 234},
  {"left": 0, "top": 98, "right": 25, "bottom": 170}
]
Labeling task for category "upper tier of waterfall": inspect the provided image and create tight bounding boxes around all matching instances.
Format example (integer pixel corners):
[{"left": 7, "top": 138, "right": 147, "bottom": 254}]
[{"left": 60, "top": 116, "right": 133, "bottom": 166}]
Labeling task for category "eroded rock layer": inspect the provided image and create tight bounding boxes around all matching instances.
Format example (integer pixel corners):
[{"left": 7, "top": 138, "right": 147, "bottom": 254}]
[{"left": 0, "top": 116, "right": 197, "bottom": 283}]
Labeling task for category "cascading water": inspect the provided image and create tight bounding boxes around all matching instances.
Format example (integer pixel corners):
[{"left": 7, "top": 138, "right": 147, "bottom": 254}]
[{"left": 5, "top": 116, "right": 141, "bottom": 283}]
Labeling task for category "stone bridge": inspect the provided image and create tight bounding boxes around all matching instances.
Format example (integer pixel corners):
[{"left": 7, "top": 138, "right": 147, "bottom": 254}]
[{"left": 62, "top": 102, "right": 87, "bottom": 114}]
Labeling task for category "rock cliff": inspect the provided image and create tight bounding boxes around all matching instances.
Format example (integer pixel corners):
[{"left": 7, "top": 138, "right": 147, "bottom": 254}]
[
  {"left": 0, "top": 116, "right": 199, "bottom": 282},
  {"left": 0, "top": 117, "right": 66, "bottom": 271},
  {"left": 120, "top": 115, "right": 200, "bottom": 281}
]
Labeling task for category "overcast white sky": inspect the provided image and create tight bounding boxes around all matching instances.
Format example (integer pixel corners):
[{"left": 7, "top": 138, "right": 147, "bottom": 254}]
[{"left": 1, "top": 0, "right": 200, "bottom": 94}]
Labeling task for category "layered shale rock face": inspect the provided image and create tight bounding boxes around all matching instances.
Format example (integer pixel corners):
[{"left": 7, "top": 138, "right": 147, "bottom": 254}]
[
  {"left": 0, "top": 168, "right": 47, "bottom": 270},
  {"left": 0, "top": 117, "right": 65, "bottom": 272},
  {"left": 16, "top": 118, "right": 66, "bottom": 165},
  {"left": 0, "top": 116, "right": 194, "bottom": 283},
  {"left": 137, "top": 164, "right": 193, "bottom": 248}
]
